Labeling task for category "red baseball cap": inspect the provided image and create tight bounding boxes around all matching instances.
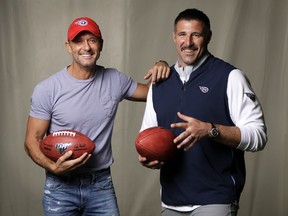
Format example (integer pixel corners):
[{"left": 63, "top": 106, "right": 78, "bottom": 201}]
[{"left": 67, "top": 17, "right": 102, "bottom": 41}]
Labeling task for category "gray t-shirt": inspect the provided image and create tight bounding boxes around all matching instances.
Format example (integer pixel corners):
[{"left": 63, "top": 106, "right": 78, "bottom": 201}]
[{"left": 30, "top": 65, "right": 137, "bottom": 171}]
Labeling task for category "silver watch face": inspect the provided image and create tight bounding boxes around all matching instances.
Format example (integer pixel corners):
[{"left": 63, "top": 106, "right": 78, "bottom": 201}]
[{"left": 210, "top": 128, "right": 219, "bottom": 138}]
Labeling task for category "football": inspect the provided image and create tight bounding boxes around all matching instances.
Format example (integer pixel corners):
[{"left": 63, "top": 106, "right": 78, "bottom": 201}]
[
  {"left": 40, "top": 130, "right": 95, "bottom": 161},
  {"left": 135, "top": 127, "right": 177, "bottom": 162}
]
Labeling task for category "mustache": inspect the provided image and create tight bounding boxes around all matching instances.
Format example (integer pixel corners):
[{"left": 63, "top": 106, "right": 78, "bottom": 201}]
[{"left": 180, "top": 45, "right": 197, "bottom": 51}]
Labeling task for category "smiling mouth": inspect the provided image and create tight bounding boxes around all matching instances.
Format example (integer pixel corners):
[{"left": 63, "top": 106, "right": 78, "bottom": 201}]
[
  {"left": 80, "top": 53, "right": 96, "bottom": 60},
  {"left": 181, "top": 46, "right": 198, "bottom": 53},
  {"left": 81, "top": 53, "right": 93, "bottom": 57}
]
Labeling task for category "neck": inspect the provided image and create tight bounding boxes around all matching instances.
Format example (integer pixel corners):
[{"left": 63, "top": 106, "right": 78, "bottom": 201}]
[{"left": 67, "top": 64, "right": 96, "bottom": 80}]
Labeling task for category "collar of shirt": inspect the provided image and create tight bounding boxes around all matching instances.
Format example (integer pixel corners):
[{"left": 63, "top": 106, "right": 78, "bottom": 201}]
[{"left": 174, "top": 53, "right": 210, "bottom": 83}]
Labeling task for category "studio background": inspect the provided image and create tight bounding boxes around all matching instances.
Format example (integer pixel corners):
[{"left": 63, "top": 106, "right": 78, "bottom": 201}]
[{"left": 1, "top": 0, "right": 287, "bottom": 215}]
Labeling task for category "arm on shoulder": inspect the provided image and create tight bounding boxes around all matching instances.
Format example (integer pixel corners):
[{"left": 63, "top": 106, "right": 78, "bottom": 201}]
[{"left": 127, "top": 60, "right": 170, "bottom": 101}]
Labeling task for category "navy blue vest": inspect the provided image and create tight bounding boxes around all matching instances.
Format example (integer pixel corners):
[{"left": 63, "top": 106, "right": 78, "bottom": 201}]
[{"left": 153, "top": 55, "right": 245, "bottom": 205}]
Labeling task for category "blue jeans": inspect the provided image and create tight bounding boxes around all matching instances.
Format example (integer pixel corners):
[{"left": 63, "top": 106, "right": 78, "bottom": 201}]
[{"left": 43, "top": 168, "right": 119, "bottom": 216}]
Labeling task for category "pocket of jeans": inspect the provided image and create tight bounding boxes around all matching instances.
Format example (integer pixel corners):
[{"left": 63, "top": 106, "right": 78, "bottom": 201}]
[
  {"left": 96, "top": 175, "right": 113, "bottom": 190},
  {"left": 44, "top": 175, "right": 64, "bottom": 191}
]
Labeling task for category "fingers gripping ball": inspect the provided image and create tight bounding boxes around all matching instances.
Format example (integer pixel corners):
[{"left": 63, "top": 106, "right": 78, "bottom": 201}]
[
  {"left": 40, "top": 130, "right": 95, "bottom": 161},
  {"left": 135, "top": 127, "right": 177, "bottom": 162}
]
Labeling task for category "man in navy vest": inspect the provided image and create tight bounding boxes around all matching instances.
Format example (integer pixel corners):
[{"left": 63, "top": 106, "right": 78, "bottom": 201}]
[{"left": 139, "top": 8, "right": 267, "bottom": 216}]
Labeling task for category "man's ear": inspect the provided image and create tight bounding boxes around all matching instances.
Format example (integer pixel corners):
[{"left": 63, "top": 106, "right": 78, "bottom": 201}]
[
  {"left": 172, "top": 32, "right": 176, "bottom": 43},
  {"left": 65, "top": 41, "right": 72, "bottom": 54},
  {"left": 206, "top": 30, "right": 212, "bottom": 44},
  {"left": 99, "top": 38, "right": 104, "bottom": 51}
]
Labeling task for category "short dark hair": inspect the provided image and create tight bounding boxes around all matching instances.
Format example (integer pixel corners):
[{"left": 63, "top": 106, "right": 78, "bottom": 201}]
[{"left": 174, "top": 8, "right": 211, "bottom": 33}]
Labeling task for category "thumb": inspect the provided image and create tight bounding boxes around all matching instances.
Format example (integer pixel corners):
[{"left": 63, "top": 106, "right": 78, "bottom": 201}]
[{"left": 62, "top": 150, "right": 73, "bottom": 160}]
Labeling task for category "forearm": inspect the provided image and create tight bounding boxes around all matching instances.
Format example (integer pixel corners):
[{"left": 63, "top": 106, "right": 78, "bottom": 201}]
[
  {"left": 237, "top": 124, "right": 267, "bottom": 152},
  {"left": 24, "top": 138, "right": 56, "bottom": 173},
  {"left": 214, "top": 123, "right": 267, "bottom": 152},
  {"left": 171, "top": 113, "right": 242, "bottom": 151},
  {"left": 127, "top": 81, "right": 151, "bottom": 102},
  {"left": 213, "top": 124, "right": 241, "bottom": 149},
  {"left": 24, "top": 116, "right": 56, "bottom": 172}
]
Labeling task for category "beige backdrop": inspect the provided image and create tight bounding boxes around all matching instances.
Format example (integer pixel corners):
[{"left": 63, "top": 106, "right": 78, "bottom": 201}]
[{"left": 1, "top": 0, "right": 287, "bottom": 215}]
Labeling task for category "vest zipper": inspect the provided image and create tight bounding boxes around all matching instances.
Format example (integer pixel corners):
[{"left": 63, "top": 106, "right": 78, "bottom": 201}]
[{"left": 183, "top": 81, "right": 187, "bottom": 91}]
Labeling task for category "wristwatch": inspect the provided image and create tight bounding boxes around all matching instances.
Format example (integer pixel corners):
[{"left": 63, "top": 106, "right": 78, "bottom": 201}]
[{"left": 209, "top": 123, "right": 219, "bottom": 139}]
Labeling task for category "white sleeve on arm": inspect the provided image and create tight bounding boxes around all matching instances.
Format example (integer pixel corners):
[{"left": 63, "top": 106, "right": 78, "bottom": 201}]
[
  {"left": 227, "top": 69, "right": 267, "bottom": 152},
  {"left": 140, "top": 85, "right": 158, "bottom": 132}
]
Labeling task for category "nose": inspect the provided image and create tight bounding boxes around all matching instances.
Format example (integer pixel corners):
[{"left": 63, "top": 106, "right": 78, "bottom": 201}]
[
  {"left": 83, "top": 40, "right": 91, "bottom": 51},
  {"left": 184, "top": 35, "right": 193, "bottom": 47}
]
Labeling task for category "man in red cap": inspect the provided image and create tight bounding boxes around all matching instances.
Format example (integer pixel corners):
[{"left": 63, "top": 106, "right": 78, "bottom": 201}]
[{"left": 24, "top": 17, "right": 170, "bottom": 215}]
